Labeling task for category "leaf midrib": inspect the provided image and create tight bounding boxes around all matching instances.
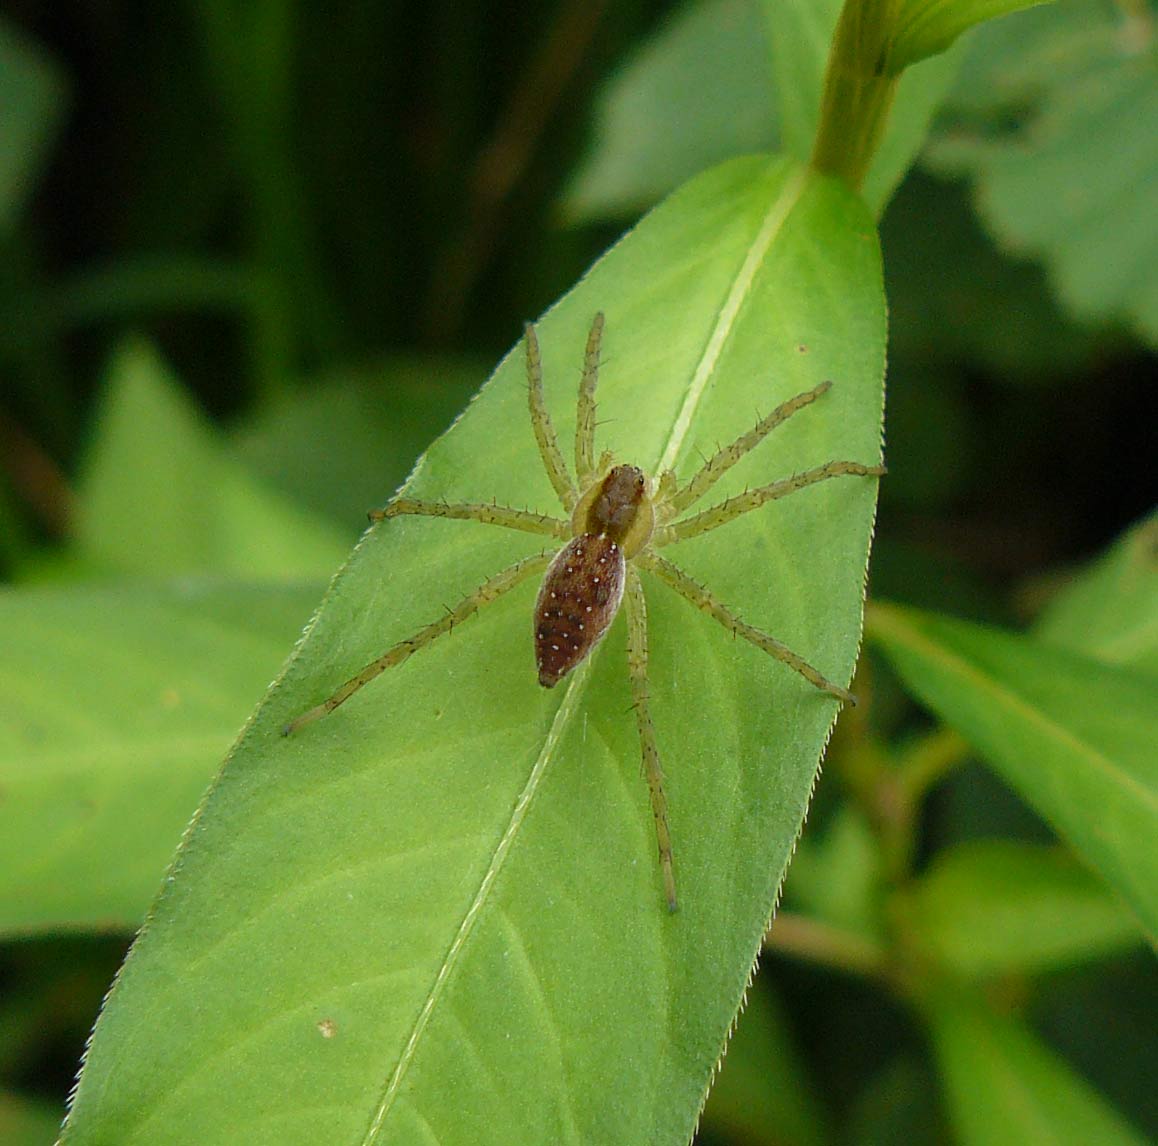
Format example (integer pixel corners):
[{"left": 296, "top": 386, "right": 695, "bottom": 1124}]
[
  {"left": 657, "top": 162, "right": 809, "bottom": 474},
  {"left": 360, "top": 659, "right": 595, "bottom": 1143}
]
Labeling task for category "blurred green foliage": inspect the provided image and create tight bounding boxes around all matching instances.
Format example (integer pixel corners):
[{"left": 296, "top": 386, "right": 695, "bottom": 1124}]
[{"left": 0, "top": 1, "right": 1154, "bottom": 1144}]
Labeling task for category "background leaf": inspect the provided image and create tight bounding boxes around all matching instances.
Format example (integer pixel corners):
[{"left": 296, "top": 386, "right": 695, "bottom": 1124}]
[
  {"left": 563, "top": 0, "right": 778, "bottom": 222},
  {"left": 1034, "top": 508, "right": 1158, "bottom": 675},
  {"left": 232, "top": 358, "right": 486, "bottom": 527},
  {"left": 867, "top": 603, "right": 1158, "bottom": 942},
  {"left": 904, "top": 840, "right": 1142, "bottom": 976},
  {"left": 699, "top": 977, "right": 828, "bottom": 1145},
  {"left": 928, "top": 988, "right": 1150, "bottom": 1146},
  {"left": 926, "top": 0, "right": 1158, "bottom": 346},
  {"left": 0, "top": 17, "right": 66, "bottom": 233},
  {"left": 78, "top": 338, "right": 349, "bottom": 578},
  {"left": 763, "top": 0, "right": 966, "bottom": 214},
  {"left": 566, "top": 0, "right": 968, "bottom": 226},
  {"left": 0, "top": 582, "right": 319, "bottom": 935},
  {"left": 0, "top": 1089, "right": 60, "bottom": 1146},
  {"left": 61, "top": 156, "right": 885, "bottom": 1145}
]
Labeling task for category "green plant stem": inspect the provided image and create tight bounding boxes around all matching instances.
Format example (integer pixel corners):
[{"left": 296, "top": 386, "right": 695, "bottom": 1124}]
[
  {"left": 764, "top": 912, "right": 887, "bottom": 978},
  {"left": 811, "top": 0, "right": 902, "bottom": 192},
  {"left": 878, "top": 727, "right": 970, "bottom": 881}
]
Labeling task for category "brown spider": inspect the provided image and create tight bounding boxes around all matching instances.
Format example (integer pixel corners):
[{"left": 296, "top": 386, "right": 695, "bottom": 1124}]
[{"left": 284, "top": 313, "right": 884, "bottom": 910}]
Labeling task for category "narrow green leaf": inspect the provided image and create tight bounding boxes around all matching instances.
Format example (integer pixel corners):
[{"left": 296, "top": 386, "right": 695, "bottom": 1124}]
[
  {"left": 906, "top": 840, "right": 1142, "bottom": 977},
  {"left": 62, "top": 156, "right": 885, "bottom": 1145},
  {"left": 78, "top": 338, "right": 349, "bottom": 579},
  {"left": 1035, "top": 510, "right": 1158, "bottom": 676},
  {"left": 0, "top": 582, "right": 320, "bottom": 935},
  {"left": 888, "top": 0, "right": 1056, "bottom": 72},
  {"left": 867, "top": 603, "right": 1158, "bottom": 942},
  {"left": 928, "top": 988, "right": 1149, "bottom": 1145}
]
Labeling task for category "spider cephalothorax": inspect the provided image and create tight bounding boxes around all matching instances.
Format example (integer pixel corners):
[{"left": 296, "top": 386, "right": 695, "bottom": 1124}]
[{"left": 285, "top": 313, "right": 884, "bottom": 911}]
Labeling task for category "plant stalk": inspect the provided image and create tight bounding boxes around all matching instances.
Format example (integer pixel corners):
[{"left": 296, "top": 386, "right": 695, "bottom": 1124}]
[{"left": 811, "top": 0, "right": 902, "bottom": 193}]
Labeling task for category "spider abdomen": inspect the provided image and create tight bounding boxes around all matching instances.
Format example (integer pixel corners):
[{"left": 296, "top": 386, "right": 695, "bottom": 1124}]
[{"left": 534, "top": 533, "right": 625, "bottom": 687}]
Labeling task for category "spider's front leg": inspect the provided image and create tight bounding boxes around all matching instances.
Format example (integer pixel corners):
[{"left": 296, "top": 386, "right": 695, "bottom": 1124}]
[
  {"left": 373, "top": 499, "right": 568, "bottom": 540},
  {"left": 624, "top": 568, "right": 678, "bottom": 912},
  {"left": 525, "top": 321, "right": 578, "bottom": 513},
  {"left": 658, "top": 460, "right": 885, "bottom": 545},
  {"left": 639, "top": 551, "right": 856, "bottom": 705},
  {"left": 663, "top": 381, "right": 834, "bottom": 518},
  {"left": 575, "top": 312, "right": 604, "bottom": 488}
]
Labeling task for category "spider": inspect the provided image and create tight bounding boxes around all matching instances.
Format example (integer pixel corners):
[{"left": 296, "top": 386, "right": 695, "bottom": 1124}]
[{"left": 284, "top": 313, "right": 884, "bottom": 911}]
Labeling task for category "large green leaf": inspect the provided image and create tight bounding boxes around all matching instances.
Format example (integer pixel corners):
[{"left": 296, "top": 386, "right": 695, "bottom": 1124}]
[
  {"left": 928, "top": 988, "right": 1149, "bottom": 1145},
  {"left": 0, "top": 582, "right": 320, "bottom": 934},
  {"left": 61, "top": 156, "right": 885, "bottom": 1145},
  {"left": 867, "top": 603, "right": 1158, "bottom": 943}
]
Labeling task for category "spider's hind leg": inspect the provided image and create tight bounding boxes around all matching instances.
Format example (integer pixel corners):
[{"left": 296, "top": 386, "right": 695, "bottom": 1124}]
[
  {"left": 283, "top": 550, "right": 553, "bottom": 736},
  {"left": 624, "top": 568, "right": 678, "bottom": 912},
  {"left": 640, "top": 552, "right": 856, "bottom": 705}
]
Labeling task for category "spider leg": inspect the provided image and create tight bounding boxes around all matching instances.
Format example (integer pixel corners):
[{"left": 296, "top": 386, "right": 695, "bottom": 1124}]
[
  {"left": 283, "top": 550, "right": 553, "bottom": 735},
  {"left": 639, "top": 552, "right": 856, "bottom": 705},
  {"left": 624, "top": 567, "right": 678, "bottom": 912},
  {"left": 658, "top": 460, "right": 885, "bottom": 545},
  {"left": 575, "top": 311, "right": 604, "bottom": 487},
  {"left": 373, "top": 499, "right": 569, "bottom": 539},
  {"left": 665, "top": 381, "right": 832, "bottom": 517},
  {"left": 525, "top": 321, "right": 578, "bottom": 512}
]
